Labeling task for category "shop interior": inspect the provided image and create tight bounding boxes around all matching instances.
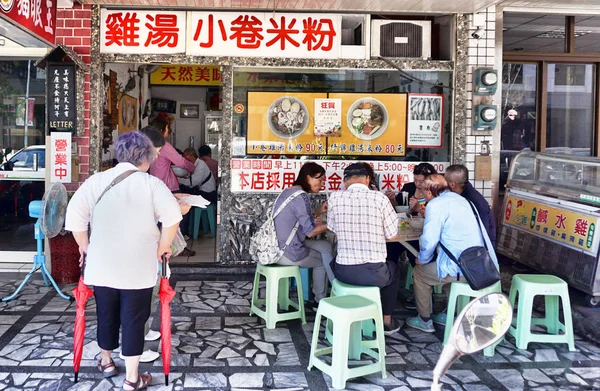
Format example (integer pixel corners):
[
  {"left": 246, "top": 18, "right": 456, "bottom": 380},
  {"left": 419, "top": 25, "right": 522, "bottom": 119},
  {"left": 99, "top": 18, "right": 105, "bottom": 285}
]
[{"left": 102, "top": 63, "right": 222, "bottom": 265}]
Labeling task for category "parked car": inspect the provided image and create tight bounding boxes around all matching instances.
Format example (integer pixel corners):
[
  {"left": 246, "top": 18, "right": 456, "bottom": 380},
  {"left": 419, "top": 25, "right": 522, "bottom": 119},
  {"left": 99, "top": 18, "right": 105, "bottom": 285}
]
[{"left": 1, "top": 145, "right": 45, "bottom": 180}]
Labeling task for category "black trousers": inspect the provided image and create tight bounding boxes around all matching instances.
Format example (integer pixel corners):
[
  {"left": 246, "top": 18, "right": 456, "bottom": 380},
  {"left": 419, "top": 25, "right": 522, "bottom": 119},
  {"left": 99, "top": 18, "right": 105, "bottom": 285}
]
[
  {"left": 331, "top": 260, "right": 400, "bottom": 316},
  {"left": 94, "top": 286, "right": 153, "bottom": 357},
  {"left": 387, "top": 241, "right": 420, "bottom": 267}
]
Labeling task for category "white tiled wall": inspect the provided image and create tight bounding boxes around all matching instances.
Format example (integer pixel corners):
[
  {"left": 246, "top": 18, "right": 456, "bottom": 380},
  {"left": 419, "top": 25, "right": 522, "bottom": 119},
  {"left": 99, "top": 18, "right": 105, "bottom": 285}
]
[{"left": 465, "top": 7, "right": 496, "bottom": 203}]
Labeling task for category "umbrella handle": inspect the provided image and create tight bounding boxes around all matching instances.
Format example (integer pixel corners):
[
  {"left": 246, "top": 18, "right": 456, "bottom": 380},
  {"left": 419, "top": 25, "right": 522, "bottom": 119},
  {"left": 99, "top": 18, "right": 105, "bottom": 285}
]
[
  {"left": 161, "top": 254, "right": 168, "bottom": 278},
  {"left": 81, "top": 253, "right": 87, "bottom": 278}
]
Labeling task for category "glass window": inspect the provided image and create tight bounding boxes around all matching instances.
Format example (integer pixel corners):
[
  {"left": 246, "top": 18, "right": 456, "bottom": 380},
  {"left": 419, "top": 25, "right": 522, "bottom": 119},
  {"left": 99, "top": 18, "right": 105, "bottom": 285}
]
[
  {"left": 503, "top": 13, "right": 566, "bottom": 52},
  {"left": 0, "top": 60, "right": 46, "bottom": 252},
  {"left": 500, "top": 63, "right": 538, "bottom": 192},
  {"left": 546, "top": 63, "right": 595, "bottom": 156},
  {"left": 575, "top": 16, "right": 600, "bottom": 53}
]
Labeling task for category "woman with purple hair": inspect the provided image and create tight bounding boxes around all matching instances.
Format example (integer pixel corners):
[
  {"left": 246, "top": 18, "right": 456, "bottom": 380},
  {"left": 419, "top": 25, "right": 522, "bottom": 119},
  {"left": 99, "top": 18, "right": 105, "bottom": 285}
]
[{"left": 65, "top": 131, "right": 183, "bottom": 390}]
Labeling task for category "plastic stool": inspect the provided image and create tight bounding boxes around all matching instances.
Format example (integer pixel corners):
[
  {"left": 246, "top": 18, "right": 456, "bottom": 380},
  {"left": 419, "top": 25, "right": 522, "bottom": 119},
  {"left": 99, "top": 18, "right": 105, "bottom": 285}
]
[
  {"left": 443, "top": 281, "right": 503, "bottom": 357},
  {"left": 189, "top": 204, "right": 216, "bottom": 240},
  {"left": 508, "top": 274, "right": 575, "bottom": 351},
  {"left": 405, "top": 264, "right": 443, "bottom": 294},
  {"left": 249, "top": 264, "right": 306, "bottom": 329},
  {"left": 308, "top": 295, "right": 386, "bottom": 390}
]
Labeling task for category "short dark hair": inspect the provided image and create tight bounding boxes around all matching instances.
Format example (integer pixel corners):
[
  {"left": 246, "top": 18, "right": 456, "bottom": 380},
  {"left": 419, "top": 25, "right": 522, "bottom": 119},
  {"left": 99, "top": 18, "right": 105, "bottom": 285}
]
[
  {"left": 198, "top": 145, "right": 211, "bottom": 157},
  {"left": 293, "top": 162, "right": 325, "bottom": 193},
  {"left": 139, "top": 126, "right": 165, "bottom": 148},
  {"left": 184, "top": 148, "right": 198, "bottom": 158},
  {"left": 445, "top": 164, "right": 469, "bottom": 185},
  {"left": 414, "top": 163, "right": 437, "bottom": 176},
  {"left": 361, "top": 163, "right": 379, "bottom": 190},
  {"left": 150, "top": 117, "right": 169, "bottom": 132}
]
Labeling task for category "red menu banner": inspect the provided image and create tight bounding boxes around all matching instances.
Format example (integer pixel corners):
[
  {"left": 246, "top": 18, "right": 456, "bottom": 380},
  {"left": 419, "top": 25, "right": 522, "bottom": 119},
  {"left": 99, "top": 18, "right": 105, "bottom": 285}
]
[{"left": 0, "top": 0, "right": 56, "bottom": 45}]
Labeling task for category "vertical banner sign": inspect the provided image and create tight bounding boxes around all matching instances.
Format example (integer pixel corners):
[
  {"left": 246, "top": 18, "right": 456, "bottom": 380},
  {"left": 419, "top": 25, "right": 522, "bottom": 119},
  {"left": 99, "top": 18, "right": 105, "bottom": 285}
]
[
  {"left": 407, "top": 94, "right": 444, "bottom": 148},
  {"left": 47, "top": 64, "right": 77, "bottom": 133},
  {"left": 0, "top": 0, "right": 56, "bottom": 44},
  {"left": 50, "top": 132, "right": 72, "bottom": 183},
  {"left": 15, "top": 97, "right": 35, "bottom": 127}
]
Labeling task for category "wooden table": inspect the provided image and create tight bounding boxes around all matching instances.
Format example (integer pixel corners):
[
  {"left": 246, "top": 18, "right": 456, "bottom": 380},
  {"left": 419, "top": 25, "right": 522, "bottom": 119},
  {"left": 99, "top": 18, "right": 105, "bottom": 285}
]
[{"left": 389, "top": 226, "right": 423, "bottom": 257}]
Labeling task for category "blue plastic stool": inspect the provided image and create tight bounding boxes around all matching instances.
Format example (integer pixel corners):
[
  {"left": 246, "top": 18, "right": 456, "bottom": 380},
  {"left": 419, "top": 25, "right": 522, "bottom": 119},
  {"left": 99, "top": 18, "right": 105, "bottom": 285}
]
[
  {"left": 189, "top": 204, "right": 216, "bottom": 239},
  {"left": 291, "top": 268, "right": 311, "bottom": 302}
]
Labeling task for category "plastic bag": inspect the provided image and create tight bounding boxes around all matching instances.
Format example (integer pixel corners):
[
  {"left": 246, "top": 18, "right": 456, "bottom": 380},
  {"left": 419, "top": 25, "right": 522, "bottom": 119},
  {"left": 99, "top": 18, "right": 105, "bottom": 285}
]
[{"left": 170, "top": 229, "right": 187, "bottom": 257}]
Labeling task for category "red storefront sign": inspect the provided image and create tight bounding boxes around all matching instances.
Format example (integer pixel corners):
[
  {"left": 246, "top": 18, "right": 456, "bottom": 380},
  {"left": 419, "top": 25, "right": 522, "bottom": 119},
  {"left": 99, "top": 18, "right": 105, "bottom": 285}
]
[
  {"left": 231, "top": 159, "right": 449, "bottom": 193},
  {"left": 0, "top": 0, "right": 56, "bottom": 44}
]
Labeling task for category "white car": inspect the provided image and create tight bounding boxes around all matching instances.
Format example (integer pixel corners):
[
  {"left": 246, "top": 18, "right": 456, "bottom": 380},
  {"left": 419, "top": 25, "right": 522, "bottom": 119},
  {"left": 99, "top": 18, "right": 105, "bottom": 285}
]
[{"left": 0, "top": 145, "right": 45, "bottom": 180}]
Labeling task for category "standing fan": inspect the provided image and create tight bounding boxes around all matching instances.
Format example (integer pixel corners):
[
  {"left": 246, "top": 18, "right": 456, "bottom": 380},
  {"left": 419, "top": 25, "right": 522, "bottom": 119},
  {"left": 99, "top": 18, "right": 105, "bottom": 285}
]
[{"left": 2, "top": 182, "right": 72, "bottom": 302}]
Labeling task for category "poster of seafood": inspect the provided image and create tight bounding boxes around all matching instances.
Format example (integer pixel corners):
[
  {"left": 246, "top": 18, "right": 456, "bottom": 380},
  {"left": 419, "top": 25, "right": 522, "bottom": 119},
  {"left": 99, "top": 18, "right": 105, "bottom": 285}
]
[
  {"left": 407, "top": 94, "right": 444, "bottom": 148},
  {"left": 247, "top": 92, "right": 327, "bottom": 155},
  {"left": 314, "top": 99, "right": 342, "bottom": 137},
  {"left": 329, "top": 93, "right": 407, "bottom": 156}
]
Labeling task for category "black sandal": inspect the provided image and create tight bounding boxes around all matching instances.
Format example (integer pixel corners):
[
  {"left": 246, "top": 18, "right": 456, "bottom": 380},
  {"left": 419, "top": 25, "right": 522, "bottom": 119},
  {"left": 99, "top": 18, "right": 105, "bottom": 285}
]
[
  {"left": 123, "top": 373, "right": 152, "bottom": 390},
  {"left": 97, "top": 358, "right": 118, "bottom": 378}
]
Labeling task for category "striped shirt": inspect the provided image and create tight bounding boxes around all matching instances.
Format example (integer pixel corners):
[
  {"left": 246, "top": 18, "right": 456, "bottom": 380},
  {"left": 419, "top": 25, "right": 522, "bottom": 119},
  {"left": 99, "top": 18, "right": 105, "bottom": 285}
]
[{"left": 327, "top": 183, "right": 398, "bottom": 265}]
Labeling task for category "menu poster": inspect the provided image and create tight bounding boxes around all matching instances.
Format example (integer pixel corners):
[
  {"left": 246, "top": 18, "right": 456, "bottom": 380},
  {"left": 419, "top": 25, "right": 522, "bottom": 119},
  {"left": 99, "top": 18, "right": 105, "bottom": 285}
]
[
  {"left": 47, "top": 64, "right": 77, "bottom": 133},
  {"left": 327, "top": 93, "right": 407, "bottom": 156},
  {"left": 407, "top": 94, "right": 444, "bottom": 148},
  {"left": 247, "top": 92, "right": 327, "bottom": 155},
  {"left": 314, "top": 99, "right": 342, "bottom": 137}
]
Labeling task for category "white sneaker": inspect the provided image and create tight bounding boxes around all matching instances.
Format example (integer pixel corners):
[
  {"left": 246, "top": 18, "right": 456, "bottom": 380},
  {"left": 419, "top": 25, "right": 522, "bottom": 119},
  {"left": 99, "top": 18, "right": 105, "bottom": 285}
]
[
  {"left": 145, "top": 330, "right": 161, "bottom": 341},
  {"left": 120, "top": 350, "right": 160, "bottom": 363}
]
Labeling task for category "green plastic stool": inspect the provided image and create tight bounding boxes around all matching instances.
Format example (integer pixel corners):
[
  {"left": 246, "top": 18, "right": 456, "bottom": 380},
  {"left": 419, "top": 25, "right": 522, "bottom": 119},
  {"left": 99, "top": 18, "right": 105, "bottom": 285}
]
[
  {"left": 508, "top": 274, "right": 575, "bottom": 351},
  {"left": 405, "top": 264, "right": 443, "bottom": 294},
  {"left": 189, "top": 204, "right": 216, "bottom": 240},
  {"left": 249, "top": 264, "right": 306, "bottom": 329},
  {"left": 443, "top": 281, "right": 503, "bottom": 357},
  {"left": 325, "top": 279, "right": 383, "bottom": 360},
  {"left": 308, "top": 295, "right": 386, "bottom": 390}
]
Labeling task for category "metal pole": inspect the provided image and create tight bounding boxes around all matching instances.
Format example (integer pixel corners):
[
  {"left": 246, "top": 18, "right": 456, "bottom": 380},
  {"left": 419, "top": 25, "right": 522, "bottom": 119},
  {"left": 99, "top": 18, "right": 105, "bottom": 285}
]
[{"left": 24, "top": 60, "right": 31, "bottom": 147}]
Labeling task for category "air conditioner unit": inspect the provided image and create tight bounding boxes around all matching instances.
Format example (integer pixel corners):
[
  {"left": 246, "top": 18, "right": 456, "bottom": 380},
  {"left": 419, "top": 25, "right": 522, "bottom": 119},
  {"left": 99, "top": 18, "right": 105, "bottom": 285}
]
[{"left": 371, "top": 20, "right": 432, "bottom": 60}]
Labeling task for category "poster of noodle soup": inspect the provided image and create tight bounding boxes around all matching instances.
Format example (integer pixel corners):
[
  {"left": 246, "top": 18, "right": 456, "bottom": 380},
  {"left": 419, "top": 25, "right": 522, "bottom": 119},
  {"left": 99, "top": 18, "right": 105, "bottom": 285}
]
[
  {"left": 328, "top": 93, "right": 407, "bottom": 156},
  {"left": 247, "top": 92, "right": 327, "bottom": 155}
]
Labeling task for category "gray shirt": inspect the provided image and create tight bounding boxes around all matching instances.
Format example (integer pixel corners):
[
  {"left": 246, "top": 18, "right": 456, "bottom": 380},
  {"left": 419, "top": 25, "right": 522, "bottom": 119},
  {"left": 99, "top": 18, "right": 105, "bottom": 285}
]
[{"left": 273, "top": 187, "right": 316, "bottom": 262}]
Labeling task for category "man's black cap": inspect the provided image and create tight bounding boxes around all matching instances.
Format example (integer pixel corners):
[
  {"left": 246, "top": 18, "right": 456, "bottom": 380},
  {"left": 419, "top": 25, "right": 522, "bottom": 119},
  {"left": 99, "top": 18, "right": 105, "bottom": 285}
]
[{"left": 343, "top": 163, "right": 369, "bottom": 180}]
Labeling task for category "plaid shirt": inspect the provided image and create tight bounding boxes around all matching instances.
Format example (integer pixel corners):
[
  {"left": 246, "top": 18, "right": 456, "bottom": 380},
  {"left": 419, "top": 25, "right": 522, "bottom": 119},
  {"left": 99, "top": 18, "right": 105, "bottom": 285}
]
[{"left": 328, "top": 183, "right": 398, "bottom": 265}]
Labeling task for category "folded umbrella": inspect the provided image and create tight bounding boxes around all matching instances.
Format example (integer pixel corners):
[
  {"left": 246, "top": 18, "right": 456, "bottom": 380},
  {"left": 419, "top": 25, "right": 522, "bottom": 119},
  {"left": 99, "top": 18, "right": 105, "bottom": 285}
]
[
  {"left": 72, "top": 255, "right": 94, "bottom": 383},
  {"left": 159, "top": 256, "right": 176, "bottom": 386}
]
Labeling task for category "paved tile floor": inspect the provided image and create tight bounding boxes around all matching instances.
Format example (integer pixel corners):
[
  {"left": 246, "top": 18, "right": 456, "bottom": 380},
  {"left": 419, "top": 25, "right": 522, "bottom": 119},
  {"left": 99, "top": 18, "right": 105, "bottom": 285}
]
[{"left": 0, "top": 273, "right": 597, "bottom": 391}]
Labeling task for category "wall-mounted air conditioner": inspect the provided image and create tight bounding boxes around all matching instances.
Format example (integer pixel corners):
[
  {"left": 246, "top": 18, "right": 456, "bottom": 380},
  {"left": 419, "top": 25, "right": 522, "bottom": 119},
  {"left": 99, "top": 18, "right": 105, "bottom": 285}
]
[{"left": 370, "top": 20, "right": 431, "bottom": 60}]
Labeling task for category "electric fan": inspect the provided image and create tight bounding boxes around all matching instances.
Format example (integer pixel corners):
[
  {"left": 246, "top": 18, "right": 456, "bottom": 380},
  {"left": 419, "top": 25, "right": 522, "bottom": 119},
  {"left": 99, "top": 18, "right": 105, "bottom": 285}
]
[{"left": 2, "top": 182, "right": 72, "bottom": 302}]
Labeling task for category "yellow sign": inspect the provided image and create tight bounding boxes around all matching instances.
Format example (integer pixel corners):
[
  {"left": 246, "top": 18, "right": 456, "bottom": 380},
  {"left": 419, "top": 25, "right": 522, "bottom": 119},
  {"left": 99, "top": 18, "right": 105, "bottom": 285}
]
[
  {"left": 150, "top": 65, "right": 222, "bottom": 86},
  {"left": 504, "top": 195, "right": 600, "bottom": 254},
  {"left": 247, "top": 92, "right": 327, "bottom": 155},
  {"left": 234, "top": 103, "right": 245, "bottom": 114},
  {"left": 328, "top": 93, "right": 407, "bottom": 156}
]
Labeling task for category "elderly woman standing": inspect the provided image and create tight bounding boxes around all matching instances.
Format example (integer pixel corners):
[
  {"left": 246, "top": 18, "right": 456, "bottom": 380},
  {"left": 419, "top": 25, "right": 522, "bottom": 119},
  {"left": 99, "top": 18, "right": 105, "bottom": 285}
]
[{"left": 65, "top": 131, "right": 182, "bottom": 391}]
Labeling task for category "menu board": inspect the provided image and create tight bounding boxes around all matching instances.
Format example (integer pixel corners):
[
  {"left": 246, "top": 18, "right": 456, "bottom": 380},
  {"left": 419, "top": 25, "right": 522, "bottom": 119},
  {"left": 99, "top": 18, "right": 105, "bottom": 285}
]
[
  {"left": 247, "top": 92, "right": 327, "bottom": 155},
  {"left": 328, "top": 93, "right": 407, "bottom": 156},
  {"left": 314, "top": 99, "right": 342, "bottom": 137},
  {"left": 407, "top": 94, "right": 444, "bottom": 148}
]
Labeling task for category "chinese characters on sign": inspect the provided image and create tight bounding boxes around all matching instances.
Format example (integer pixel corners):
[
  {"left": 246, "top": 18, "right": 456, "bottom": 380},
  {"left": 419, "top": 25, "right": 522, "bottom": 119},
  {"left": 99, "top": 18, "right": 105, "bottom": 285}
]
[
  {"left": 100, "top": 10, "right": 341, "bottom": 59},
  {"left": 314, "top": 99, "right": 342, "bottom": 137},
  {"left": 50, "top": 132, "right": 72, "bottom": 183},
  {"left": 0, "top": 0, "right": 56, "bottom": 44},
  {"left": 504, "top": 194, "right": 600, "bottom": 256},
  {"left": 231, "top": 159, "right": 448, "bottom": 193},
  {"left": 407, "top": 94, "right": 444, "bottom": 148},
  {"left": 100, "top": 10, "right": 187, "bottom": 54},
  {"left": 47, "top": 64, "right": 77, "bottom": 133},
  {"left": 149, "top": 65, "right": 222, "bottom": 87}
]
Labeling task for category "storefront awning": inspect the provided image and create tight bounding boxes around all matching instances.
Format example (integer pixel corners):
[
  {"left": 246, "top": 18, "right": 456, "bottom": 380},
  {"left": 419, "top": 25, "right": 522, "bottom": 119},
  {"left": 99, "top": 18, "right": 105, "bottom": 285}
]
[
  {"left": 501, "top": 0, "right": 600, "bottom": 13},
  {"left": 80, "top": 0, "right": 503, "bottom": 14}
]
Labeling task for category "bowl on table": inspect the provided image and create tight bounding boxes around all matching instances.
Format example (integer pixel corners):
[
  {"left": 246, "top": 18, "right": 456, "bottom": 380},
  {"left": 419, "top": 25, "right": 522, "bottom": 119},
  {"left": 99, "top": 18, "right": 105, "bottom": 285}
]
[
  {"left": 395, "top": 205, "right": 411, "bottom": 214},
  {"left": 408, "top": 217, "right": 425, "bottom": 230}
]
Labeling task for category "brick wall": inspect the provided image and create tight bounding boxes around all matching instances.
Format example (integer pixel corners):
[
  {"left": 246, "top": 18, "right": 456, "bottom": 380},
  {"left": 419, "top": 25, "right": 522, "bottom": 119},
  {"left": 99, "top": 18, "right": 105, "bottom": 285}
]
[
  {"left": 465, "top": 7, "right": 497, "bottom": 202},
  {"left": 54, "top": 3, "right": 92, "bottom": 191}
]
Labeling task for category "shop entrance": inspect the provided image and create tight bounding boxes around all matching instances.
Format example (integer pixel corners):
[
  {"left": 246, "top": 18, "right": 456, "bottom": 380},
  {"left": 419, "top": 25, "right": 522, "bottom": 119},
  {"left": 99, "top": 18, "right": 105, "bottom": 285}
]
[{"left": 102, "top": 63, "right": 221, "bottom": 265}]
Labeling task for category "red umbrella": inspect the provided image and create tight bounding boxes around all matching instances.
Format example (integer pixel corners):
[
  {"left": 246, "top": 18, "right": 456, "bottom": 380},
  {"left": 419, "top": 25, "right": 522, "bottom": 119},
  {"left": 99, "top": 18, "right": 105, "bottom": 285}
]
[
  {"left": 159, "top": 255, "right": 176, "bottom": 386},
  {"left": 72, "top": 255, "right": 93, "bottom": 383}
]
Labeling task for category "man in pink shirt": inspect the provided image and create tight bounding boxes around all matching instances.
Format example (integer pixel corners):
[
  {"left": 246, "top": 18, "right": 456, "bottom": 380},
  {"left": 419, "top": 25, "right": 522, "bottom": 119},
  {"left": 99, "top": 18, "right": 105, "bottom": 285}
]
[
  {"left": 198, "top": 145, "right": 218, "bottom": 185},
  {"left": 149, "top": 117, "right": 196, "bottom": 192}
]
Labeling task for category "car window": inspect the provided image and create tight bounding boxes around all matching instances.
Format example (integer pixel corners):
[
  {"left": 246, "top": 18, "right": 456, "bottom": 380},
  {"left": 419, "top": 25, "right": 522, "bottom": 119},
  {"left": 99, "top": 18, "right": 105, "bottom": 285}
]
[{"left": 10, "top": 150, "right": 45, "bottom": 168}]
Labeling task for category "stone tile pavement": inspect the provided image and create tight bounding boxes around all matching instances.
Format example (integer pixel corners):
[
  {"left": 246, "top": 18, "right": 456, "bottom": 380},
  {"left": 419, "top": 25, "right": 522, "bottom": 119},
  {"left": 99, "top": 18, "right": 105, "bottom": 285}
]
[{"left": 0, "top": 273, "right": 596, "bottom": 390}]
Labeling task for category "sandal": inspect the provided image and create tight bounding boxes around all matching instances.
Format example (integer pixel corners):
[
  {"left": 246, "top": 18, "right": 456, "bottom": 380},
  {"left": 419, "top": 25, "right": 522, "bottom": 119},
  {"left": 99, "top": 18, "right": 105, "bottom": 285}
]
[
  {"left": 123, "top": 373, "right": 152, "bottom": 391},
  {"left": 97, "top": 358, "right": 118, "bottom": 378}
]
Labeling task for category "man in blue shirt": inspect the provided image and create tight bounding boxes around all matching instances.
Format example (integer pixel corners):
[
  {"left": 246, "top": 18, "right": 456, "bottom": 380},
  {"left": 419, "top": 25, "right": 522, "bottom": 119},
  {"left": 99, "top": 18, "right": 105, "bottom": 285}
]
[
  {"left": 406, "top": 174, "right": 498, "bottom": 333},
  {"left": 445, "top": 164, "right": 497, "bottom": 247}
]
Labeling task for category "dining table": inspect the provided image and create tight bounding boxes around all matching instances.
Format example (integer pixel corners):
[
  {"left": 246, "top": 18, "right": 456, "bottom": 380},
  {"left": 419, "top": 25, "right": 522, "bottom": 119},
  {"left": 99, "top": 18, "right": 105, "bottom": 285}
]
[{"left": 388, "top": 224, "right": 423, "bottom": 258}]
